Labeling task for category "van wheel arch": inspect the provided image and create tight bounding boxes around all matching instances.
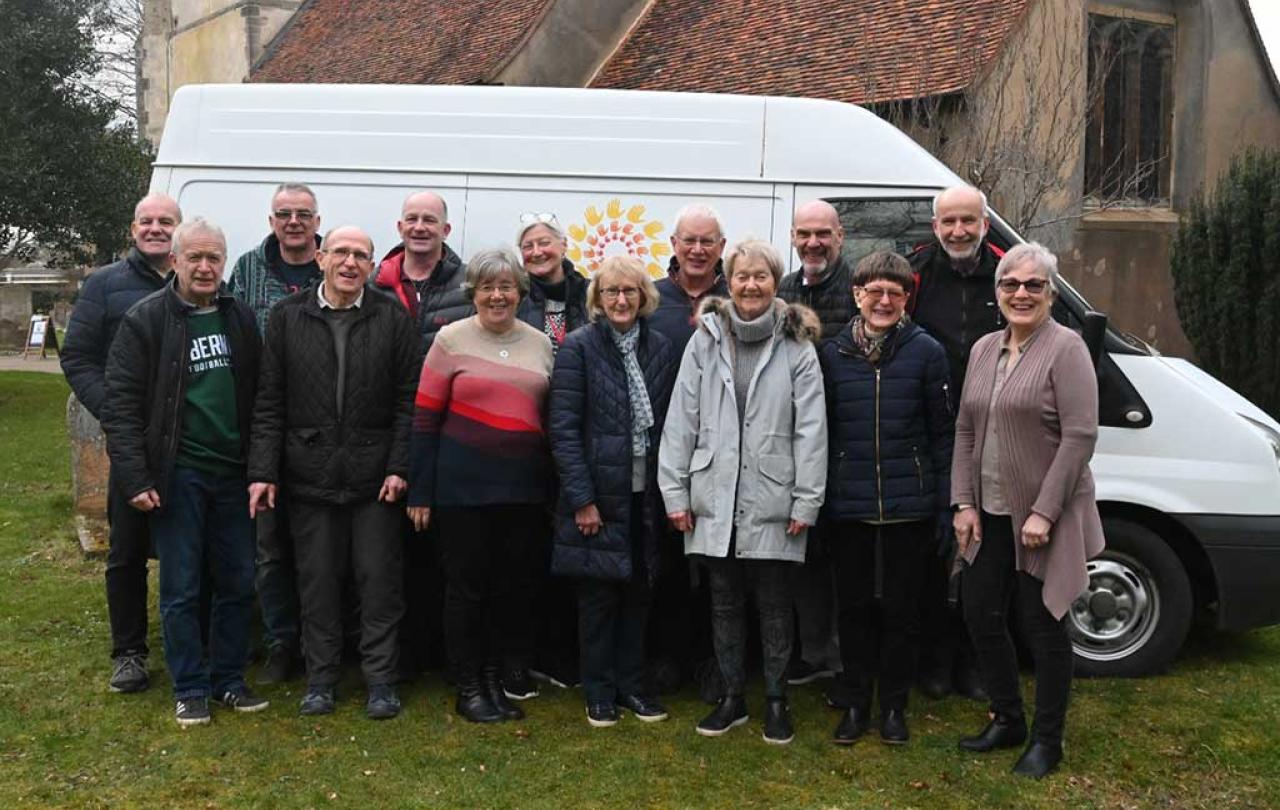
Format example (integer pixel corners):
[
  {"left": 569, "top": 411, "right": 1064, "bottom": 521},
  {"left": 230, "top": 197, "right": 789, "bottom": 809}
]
[{"left": 1068, "top": 513, "right": 1198, "bottom": 677}]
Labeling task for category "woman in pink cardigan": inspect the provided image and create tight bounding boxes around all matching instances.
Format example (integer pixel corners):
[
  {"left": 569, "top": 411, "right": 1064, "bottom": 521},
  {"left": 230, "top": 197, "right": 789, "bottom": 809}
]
[{"left": 950, "top": 242, "right": 1104, "bottom": 780}]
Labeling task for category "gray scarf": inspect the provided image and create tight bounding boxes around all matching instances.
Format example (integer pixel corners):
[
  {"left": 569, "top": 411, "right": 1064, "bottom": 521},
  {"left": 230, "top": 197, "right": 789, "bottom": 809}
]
[{"left": 609, "top": 323, "right": 654, "bottom": 456}]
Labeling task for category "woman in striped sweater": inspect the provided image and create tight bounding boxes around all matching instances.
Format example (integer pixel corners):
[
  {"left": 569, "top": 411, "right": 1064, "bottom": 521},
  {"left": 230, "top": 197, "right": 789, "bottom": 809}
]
[
  {"left": 407, "top": 248, "right": 555, "bottom": 724},
  {"left": 951, "top": 242, "right": 1104, "bottom": 779}
]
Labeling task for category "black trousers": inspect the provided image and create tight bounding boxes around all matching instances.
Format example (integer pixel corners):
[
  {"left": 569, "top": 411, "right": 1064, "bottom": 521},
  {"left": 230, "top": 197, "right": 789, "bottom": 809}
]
[
  {"left": 791, "top": 526, "right": 840, "bottom": 670},
  {"left": 962, "top": 511, "right": 1073, "bottom": 745},
  {"left": 647, "top": 530, "right": 712, "bottom": 673},
  {"left": 436, "top": 504, "right": 541, "bottom": 678},
  {"left": 290, "top": 499, "right": 405, "bottom": 688},
  {"left": 532, "top": 512, "right": 579, "bottom": 680},
  {"left": 399, "top": 519, "right": 445, "bottom": 678},
  {"left": 255, "top": 499, "right": 300, "bottom": 654},
  {"left": 106, "top": 471, "right": 151, "bottom": 659},
  {"left": 830, "top": 520, "right": 931, "bottom": 712},
  {"left": 576, "top": 494, "right": 651, "bottom": 703}
]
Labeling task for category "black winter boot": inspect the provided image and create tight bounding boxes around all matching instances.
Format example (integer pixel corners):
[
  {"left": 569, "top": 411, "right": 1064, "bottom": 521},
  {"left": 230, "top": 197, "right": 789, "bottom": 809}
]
[
  {"left": 484, "top": 664, "right": 524, "bottom": 721},
  {"left": 455, "top": 670, "right": 503, "bottom": 723}
]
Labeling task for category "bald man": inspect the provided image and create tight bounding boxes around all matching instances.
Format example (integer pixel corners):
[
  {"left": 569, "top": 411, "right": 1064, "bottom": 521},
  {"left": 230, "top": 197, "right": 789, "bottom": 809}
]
[
  {"left": 62, "top": 192, "right": 182, "bottom": 695},
  {"left": 371, "top": 190, "right": 472, "bottom": 357},
  {"left": 908, "top": 185, "right": 1002, "bottom": 704},
  {"left": 909, "top": 185, "right": 1005, "bottom": 407},
  {"left": 249, "top": 225, "right": 420, "bottom": 720},
  {"left": 778, "top": 199, "right": 856, "bottom": 339},
  {"left": 776, "top": 200, "right": 852, "bottom": 689}
]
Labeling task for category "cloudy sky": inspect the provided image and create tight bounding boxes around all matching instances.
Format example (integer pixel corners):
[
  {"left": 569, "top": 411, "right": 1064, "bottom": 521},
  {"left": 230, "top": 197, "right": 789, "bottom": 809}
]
[{"left": 1252, "top": 0, "right": 1280, "bottom": 75}]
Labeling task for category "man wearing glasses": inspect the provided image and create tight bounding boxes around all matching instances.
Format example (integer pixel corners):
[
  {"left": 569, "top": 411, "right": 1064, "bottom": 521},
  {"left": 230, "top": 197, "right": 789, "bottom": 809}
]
[
  {"left": 229, "top": 182, "right": 325, "bottom": 685},
  {"left": 248, "top": 226, "right": 420, "bottom": 720},
  {"left": 649, "top": 204, "right": 729, "bottom": 352},
  {"left": 371, "top": 190, "right": 472, "bottom": 356},
  {"left": 908, "top": 184, "right": 1005, "bottom": 704},
  {"left": 646, "top": 204, "right": 729, "bottom": 699}
]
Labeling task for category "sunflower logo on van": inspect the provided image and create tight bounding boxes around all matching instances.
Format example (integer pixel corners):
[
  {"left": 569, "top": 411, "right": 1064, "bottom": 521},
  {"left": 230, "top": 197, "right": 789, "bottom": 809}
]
[{"left": 566, "top": 199, "right": 670, "bottom": 278}]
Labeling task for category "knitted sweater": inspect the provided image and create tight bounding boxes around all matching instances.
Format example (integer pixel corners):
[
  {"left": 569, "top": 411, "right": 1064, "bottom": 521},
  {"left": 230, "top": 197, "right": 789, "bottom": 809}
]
[
  {"left": 408, "top": 316, "right": 555, "bottom": 507},
  {"left": 952, "top": 319, "right": 1105, "bottom": 620}
]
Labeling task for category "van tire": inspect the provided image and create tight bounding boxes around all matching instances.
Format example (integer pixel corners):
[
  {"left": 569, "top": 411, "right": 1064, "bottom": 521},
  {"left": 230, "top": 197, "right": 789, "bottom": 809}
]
[{"left": 1068, "top": 518, "right": 1192, "bottom": 677}]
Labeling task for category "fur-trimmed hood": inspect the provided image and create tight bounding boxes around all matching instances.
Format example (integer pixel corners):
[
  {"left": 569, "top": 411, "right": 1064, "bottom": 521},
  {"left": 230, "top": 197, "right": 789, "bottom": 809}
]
[{"left": 695, "top": 296, "right": 822, "bottom": 343}]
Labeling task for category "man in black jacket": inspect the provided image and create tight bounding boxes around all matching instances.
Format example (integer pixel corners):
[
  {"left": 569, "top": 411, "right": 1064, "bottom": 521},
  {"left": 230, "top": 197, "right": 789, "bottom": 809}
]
[
  {"left": 249, "top": 225, "right": 420, "bottom": 721},
  {"left": 101, "top": 217, "right": 265, "bottom": 727},
  {"left": 776, "top": 199, "right": 851, "bottom": 688},
  {"left": 229, "top": 182, "right": 326, "bottom": 685},
  {"left": 61, "top": 192, "right": 181, "bottom": 695},
  {"left": 370, "top": 190, "right": 472, "bottom": 356},
  {"left": 909, "top": 185, "right": 1004, "bottom": 408},
  {"left": 907, "top": 184, "right": 1001, "bottom": 702},
  {"left": 778, "top": 199, "right": 855, "bottom": 338}
]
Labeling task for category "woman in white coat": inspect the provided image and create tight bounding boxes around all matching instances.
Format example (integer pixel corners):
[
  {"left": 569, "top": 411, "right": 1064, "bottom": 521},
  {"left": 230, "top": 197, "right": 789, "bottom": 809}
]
[{"left": 658, "top": 239, "right": 827, "bottom": 745}]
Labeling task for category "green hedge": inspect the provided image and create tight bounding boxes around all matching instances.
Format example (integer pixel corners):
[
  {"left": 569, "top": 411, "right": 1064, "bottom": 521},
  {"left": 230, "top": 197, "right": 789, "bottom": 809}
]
[{"left": 1172, "top": 149, "right": 1280, "bottom": 420}]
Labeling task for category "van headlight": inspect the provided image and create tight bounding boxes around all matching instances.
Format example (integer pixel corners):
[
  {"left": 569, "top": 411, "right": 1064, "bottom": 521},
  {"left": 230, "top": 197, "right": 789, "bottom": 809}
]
[{"left": 1241, "top": 415, "right": 1280, "bottom": 472}]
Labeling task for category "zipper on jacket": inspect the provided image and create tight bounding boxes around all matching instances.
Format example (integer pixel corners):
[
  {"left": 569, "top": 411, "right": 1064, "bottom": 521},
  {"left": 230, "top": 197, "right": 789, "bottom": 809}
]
[
  {"left": 913, "top": 446, "right": 924, "bottom": 495},
  {"left": 874, "top": 368, "right": 884, "bottom": 522}
]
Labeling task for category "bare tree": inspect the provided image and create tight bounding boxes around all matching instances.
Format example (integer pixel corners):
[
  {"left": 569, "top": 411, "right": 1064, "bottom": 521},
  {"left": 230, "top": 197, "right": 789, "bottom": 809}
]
[
  {"left": 855, "top": 2, "right": 1165, "bottom": 247},
  {"left": 90, "top": 0, "right": 145, "bottom": 125}
]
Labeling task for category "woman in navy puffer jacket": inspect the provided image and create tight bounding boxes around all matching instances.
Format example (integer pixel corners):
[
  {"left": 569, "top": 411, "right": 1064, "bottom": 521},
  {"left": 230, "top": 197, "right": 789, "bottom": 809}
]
[
  {"left": 819, "top": 251, "right": 954, "bottom": 747},
  {"left": 548, "top": 256, "right": 678, "bottom": 728}
]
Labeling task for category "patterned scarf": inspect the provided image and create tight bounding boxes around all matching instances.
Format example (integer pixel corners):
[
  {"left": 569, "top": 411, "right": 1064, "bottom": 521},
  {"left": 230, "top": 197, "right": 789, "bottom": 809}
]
[
  {"left": 609, "top": 323, "right": 654, "bottom": 456},
  {"left": 851, "top": 315, "right": 906, "bottom": 365}
]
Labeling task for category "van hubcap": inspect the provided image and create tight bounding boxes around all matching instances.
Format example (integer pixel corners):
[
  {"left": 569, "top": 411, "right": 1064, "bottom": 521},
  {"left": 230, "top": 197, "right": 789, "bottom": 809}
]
[{"left": 1068, "top": 555, "right": 1159, "bottom": 661}]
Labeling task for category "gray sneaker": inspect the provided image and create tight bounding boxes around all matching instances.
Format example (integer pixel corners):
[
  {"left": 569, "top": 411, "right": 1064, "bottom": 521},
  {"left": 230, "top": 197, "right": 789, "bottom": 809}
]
[
  {"left": 214, "top": 687, "right": 270, "bottom": 713},
  {"left": 109, "top": 655, "right": 149, "bottom": 693},
  {"left": 175, "top": 697, "right": 211, "bottom": 727}
]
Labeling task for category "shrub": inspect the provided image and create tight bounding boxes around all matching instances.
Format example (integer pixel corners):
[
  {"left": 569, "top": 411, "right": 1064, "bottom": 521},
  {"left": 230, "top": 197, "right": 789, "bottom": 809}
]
[{"left": 1171, "top": 149, "right": 1280, "bottom": 419}]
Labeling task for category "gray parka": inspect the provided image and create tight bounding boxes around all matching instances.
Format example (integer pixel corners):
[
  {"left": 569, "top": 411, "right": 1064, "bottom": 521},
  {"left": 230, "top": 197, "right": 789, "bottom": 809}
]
[{"left": 658, "top": 297, "right": 828, "bottom": 563}]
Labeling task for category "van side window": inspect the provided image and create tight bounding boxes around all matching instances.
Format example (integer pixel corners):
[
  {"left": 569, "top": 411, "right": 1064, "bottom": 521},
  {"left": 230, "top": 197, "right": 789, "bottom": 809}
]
[{"left": 827, "top": 199, "right": 935, "bottom": 267}]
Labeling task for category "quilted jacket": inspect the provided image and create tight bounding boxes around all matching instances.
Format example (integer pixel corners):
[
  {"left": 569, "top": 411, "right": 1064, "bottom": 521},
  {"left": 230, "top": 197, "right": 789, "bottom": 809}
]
[
  {"left": 819, "top": 318, "right": 954, "bottom": 522},
  {"left": 61, "top": 248, "right": 169, "bottom": 420},
  {"left": 247, "top": 287, "right": 420, "bottom": 504},
  {"left": 548, "top": 318, "right": 678, "bottom": 583},
  {"left": 100, "top": 279, "right": 259, "bottom": 503},
  {"left": 777, "top": 255, "right": 857, "bottom": 340}
]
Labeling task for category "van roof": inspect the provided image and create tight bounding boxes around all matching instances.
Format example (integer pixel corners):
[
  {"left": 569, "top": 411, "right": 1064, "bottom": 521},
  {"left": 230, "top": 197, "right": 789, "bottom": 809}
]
[{"left": 156, "top": 84, "right": 961, "bottom": 188}]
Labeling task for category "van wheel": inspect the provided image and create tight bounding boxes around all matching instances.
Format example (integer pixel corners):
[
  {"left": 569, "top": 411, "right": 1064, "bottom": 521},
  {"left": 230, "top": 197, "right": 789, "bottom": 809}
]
[{"left": 1068, "top": 519, "right": 1192, "bottom": 677}]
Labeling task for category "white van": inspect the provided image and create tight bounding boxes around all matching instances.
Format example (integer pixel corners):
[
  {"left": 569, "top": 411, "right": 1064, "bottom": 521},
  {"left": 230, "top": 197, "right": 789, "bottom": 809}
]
[{"left": 152, "top": 83, "right": 1280, "bottom": 676}]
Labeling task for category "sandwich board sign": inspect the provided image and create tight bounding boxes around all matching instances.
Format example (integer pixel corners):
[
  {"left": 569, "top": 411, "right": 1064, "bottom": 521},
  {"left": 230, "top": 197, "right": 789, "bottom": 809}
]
[{"left": 25, "top": 314, "right": 58, "bottom": 359}]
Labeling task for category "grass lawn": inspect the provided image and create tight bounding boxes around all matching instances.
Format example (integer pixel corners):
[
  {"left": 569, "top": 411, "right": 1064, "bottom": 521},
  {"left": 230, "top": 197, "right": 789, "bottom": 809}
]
[{"left": 1, "top": 370, "right": 1278, "bottom": 809}]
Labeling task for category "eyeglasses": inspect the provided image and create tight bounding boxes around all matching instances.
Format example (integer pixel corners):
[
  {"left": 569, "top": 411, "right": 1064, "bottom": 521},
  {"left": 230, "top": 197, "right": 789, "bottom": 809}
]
[
  {"left": 478, "top": 283, "right": 518, "bottom": 295},
  {"left": 676, "top": 235, "right": 722, "bottom": 249},
  {"left": 273, "top": 209, "right": 315, "bottom": 223},
  {"left": 601, "top": 286, "right": 641, "bottom": 300},
  {"left": 996, "top": 278, "right": 1049, "bottom": 294},
  {"left": 323, "top": 246, "right": 372, "bottom": 264},
  {"left": 520, "top": 211, "right": 561, "bottom": 227},
  {"left": 857, "top": 286, "right": 907, "bottom": 302}
]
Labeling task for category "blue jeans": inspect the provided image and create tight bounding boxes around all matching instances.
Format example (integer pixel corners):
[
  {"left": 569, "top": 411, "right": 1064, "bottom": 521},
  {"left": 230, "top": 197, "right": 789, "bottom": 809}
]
[{"left": 151, "top": 466, "right": 255, "bottom": 700}]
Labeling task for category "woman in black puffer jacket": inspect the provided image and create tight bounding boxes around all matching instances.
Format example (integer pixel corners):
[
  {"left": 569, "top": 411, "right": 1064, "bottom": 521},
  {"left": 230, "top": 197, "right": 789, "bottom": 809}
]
[
  {"left": 819, "top": 251, "right": 954, "bottom": 747},
  {"left": 548, "top": 255, "right": 678, "bottom": 728}
]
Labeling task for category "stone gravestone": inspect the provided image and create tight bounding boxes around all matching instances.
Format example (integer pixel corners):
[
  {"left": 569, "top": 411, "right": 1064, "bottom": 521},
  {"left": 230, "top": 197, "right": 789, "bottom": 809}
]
[{"left": 67, "top": 393, "right": 110, "bottom": 555}]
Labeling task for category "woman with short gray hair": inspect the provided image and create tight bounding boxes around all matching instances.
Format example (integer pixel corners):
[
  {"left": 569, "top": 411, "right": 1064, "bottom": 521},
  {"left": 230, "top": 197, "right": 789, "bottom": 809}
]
[
  {"left": 407, "top": 246, "right": 555, "bottom": 725},
  {"left": 952, "top": 241, "right": 1103, "bottom": 779},
  {"left": 515, "top": 213, "right": 589, "bottom": 351}
]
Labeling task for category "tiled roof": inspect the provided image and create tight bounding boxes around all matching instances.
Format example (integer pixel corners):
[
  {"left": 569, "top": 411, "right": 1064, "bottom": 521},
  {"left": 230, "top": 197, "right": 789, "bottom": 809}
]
[
  {"left": 251, "top": 0, "right": 552, "bottom": 85},
  {"left": 590, "top": 0, "right": 1032, "bottom": 104}
]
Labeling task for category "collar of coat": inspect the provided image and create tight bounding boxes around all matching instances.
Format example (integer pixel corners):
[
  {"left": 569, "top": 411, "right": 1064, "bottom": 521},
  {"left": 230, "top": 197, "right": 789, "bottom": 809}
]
[{"left": 695, "top": 296, "right": 822, "bottom": 343}]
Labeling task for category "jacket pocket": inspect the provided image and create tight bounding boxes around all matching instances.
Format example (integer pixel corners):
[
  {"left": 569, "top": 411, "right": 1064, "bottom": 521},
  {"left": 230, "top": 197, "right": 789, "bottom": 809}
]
[
  {"left": 913, "top": 447, "right": 925, "bottom": 495},
  {"left": 757, "top": 453, "right": 795, "bottom": 521},
  {"left": 688, "top": 446, "right": 716, "bottom": 517},
  {"left": 284, "top": 428, "right": 327, "bottom": 487}
]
